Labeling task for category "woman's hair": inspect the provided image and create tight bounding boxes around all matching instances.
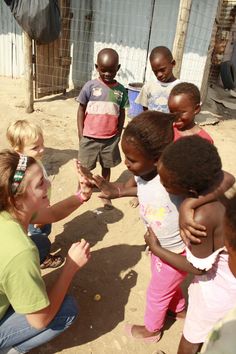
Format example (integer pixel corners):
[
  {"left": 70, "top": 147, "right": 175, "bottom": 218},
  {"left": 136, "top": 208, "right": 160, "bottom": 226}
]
[
  {"left": 6, "top": 119, "right": 43, "bottom": 152},
  {"left": 122, "top": 111, "right": 175, "bottom": 161},
  {"left": 0, "top": 149, "right": 36, "bottom": 212},
  {"left": 169, "top": 82, "right": 201, "bottom": 106},
  {"left": 224, "top": 196, "right": 236, "bottom": 250},
  {"left": 160, "top": 135, "right": 222, "bottom": 194}
]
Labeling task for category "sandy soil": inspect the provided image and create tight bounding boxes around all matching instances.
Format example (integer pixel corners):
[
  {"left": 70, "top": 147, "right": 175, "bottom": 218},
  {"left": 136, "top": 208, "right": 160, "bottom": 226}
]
[{"left": 1, "top": 76, "right": 236, "bottom": 354}]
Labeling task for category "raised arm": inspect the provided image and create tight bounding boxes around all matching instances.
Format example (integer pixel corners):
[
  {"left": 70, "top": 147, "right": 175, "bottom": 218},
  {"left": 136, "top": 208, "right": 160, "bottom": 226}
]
[
  {"left": 33, "top": 161, "right": 93, "bottom": 224},
  {"left": 180, "top": 171, "right": 235, "bottom": 244},
  {"left": 93, "top": 174, "right": 137, "bottom": 199},
  {"left": 33, "top": 195, "right": 88, "bottom": 224},
  {"left": 76, "top": 162, "right": 138, "bottom": 199}
]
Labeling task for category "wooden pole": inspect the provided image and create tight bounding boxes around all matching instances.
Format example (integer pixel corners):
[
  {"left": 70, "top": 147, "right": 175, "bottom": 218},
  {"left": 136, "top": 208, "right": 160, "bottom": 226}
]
[
  {"left": 172, "top": 0, "right": 192, "bottom": 78},
  {"left": 23, "top": 31, "right": 34, "bottom": 113}
]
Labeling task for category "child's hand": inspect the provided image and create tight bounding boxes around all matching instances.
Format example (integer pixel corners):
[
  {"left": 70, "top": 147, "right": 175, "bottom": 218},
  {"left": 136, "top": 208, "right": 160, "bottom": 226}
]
[
  {"left": 92, "top": 175, "right": 121, "bottom": 199},
  {"left": 179, "top": 199, "right": 207, "bottom": 245},
  {"left": 66, "top": 239, "right": 91, "bottom": 271},
  {"left": 144, "top": 227, "right": 160, "bottom": 248}
]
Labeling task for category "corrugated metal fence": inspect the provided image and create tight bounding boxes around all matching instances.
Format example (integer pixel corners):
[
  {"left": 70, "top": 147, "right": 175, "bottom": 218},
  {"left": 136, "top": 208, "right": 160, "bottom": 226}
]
[
  {"left": 0, "top": 0, "right": 219, "bottom": 96},
  {"left": 69, "top": 0, "right": 180, "bottom": 88},
  {"left": 0, "top": 2, "right": 24, "bottom": 77}
]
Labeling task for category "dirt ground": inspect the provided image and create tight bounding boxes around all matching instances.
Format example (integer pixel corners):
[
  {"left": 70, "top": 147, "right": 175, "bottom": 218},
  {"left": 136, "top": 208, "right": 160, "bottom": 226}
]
[{"left": 1, "top": 77, "right": 236, "bottom": 354}]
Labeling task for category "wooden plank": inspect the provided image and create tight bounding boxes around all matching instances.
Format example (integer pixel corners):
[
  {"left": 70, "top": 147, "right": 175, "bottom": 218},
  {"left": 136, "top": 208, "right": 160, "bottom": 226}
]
[
  {"left": 24, "top": 31, "right": 34, "bottom": 112},
  {"left": 172, "top": 0, "right": 192, "bottom": 78},
  {"left": 59, "top": 0, "right": 71, "bottom": 90}
]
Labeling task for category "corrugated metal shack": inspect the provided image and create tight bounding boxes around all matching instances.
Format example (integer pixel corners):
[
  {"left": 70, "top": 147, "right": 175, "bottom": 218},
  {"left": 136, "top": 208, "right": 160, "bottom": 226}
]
[
  {"left": 209, "top": 0, "right": 236, "bottom": 83},
  {"left": 0, "top": 0, "right": 221, "bottom": 100}
]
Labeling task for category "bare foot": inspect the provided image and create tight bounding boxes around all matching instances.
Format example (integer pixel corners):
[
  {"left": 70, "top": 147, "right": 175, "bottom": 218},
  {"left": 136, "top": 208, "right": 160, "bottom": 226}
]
[
  {"left": 127, "top": 324, "right": 160, "bottom": 339},
  {"left": 129, "top": 197, "right": 139, "bottom": 208}
]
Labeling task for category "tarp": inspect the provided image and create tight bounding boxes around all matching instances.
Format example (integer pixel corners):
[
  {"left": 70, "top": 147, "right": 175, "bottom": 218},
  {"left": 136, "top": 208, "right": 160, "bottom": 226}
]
[{"left": 4, "top": 0, "right": 61, "bottom": 44}]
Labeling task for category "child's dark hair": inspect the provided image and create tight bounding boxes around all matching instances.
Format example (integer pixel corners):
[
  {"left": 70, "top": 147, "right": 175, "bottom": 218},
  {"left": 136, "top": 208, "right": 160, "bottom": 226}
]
[
  {"left": 122, "top": 111, "right": 175, "bottom": 161},
  {"left": 169, "top": 82, "right": 201, "bottom": 106},
  {"left": 149, "top": 46, "right": 173, "bottom": 62},
  {"left": 160, "top": 135, "right": 222, "bottom": 194},
  {"left": 97, "top": 48, "right": 119, "bottom": 63},
  {"left": 224, "top": 196, "right": 236, "bottom": 250}
]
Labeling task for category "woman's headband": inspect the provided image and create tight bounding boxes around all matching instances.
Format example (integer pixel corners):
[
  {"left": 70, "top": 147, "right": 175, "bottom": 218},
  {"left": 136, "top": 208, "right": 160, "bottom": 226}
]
[{"left": 11, "top": 154, "right": 28, "bottom": 194}]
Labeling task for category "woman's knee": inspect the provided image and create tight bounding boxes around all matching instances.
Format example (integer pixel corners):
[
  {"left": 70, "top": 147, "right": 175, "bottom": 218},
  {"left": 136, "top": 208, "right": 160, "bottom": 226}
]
[
  {"left": 49, "top": 295, "right": 79, "bottom": 331},
  {"left": 62, "top": 295, "right": 79, "bottom": 319}
]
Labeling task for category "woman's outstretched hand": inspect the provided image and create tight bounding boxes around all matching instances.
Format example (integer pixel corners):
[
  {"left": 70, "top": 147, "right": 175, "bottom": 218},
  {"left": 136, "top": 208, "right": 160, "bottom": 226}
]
[
  {"left": 75, "top": 160, "right": 94, "bottom": 200},
  {"left": 75, "top": 160, "right": 121, "bottom": 199},
  {"left": 76, "top": 160, "right": 94, "bottom": 184}
]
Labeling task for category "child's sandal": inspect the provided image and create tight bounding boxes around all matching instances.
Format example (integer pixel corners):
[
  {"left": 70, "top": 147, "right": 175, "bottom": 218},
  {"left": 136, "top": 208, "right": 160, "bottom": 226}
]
[{"left": 40, "top": 254, "right": 64, "bottom": 269}]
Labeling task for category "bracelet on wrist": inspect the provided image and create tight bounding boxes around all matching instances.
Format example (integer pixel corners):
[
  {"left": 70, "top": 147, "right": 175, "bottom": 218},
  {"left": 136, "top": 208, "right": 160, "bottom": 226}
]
[{"left": 75, "top": 189, "right": 87, "bottom": 203}]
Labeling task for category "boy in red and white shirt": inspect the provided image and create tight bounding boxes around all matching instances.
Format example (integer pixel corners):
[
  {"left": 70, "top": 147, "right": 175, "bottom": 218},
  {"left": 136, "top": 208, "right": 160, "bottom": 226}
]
[{"left": 77, "top": 48, "right": 129, "bottom": 209}]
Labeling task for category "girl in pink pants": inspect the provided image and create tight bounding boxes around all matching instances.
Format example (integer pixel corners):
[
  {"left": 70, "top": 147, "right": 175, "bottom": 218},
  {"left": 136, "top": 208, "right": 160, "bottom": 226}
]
[
  {"left": 92, "top": 113, "right": 231, "bottom": 344},
  {"left": 145, "top": 253, "right": 186, "bottom": 333},
  {"left": 93, "top": 111, "right": 189, "bottom": 342}
]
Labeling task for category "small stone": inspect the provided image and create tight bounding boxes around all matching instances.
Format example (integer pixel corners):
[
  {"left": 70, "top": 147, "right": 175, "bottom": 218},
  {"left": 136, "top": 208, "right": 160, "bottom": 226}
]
[
  {"left": 130, "top": 307, "right": 137, "bottom": 312},
  {"left": 94, "top": 294, "right": 101, "bottom": 301}
]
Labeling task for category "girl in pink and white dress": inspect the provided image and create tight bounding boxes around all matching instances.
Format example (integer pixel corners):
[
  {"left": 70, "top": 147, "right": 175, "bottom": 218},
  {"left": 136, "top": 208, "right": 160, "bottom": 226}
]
[{"left": 145, "top": 135, "right": 236, "bottom": 354}]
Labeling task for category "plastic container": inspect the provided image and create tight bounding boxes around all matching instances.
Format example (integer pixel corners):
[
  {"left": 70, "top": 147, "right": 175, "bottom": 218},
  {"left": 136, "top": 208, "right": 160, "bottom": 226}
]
[{"left": 127, "top": 82, "right": 143, "bottom": 118}]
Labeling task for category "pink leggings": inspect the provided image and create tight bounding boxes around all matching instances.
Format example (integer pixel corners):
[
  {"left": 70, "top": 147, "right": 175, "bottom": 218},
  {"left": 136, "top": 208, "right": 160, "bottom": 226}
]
[{"left": 144, "top": 252, "right": 187, "bottom": 332}]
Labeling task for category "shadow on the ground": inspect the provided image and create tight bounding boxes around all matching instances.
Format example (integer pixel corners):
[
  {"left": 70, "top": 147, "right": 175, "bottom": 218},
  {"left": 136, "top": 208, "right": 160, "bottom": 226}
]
[
  {"left": 37, "top": 244, "right": 144, "bottom": 353},
  {"left": 34, "top": 88, "right": 81, "bottom": 103},
  {"left": 52, "top": 207, "right": 124, "bottom": 252},
  {"left": 42, "top": 147, "right": 78, "bottom": 177},
  {"left": 115, "top": 169, "right": 133, "bottom": 183},
  {"left": 42, "top": 149, "right": 132, "bottom": 182}
]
